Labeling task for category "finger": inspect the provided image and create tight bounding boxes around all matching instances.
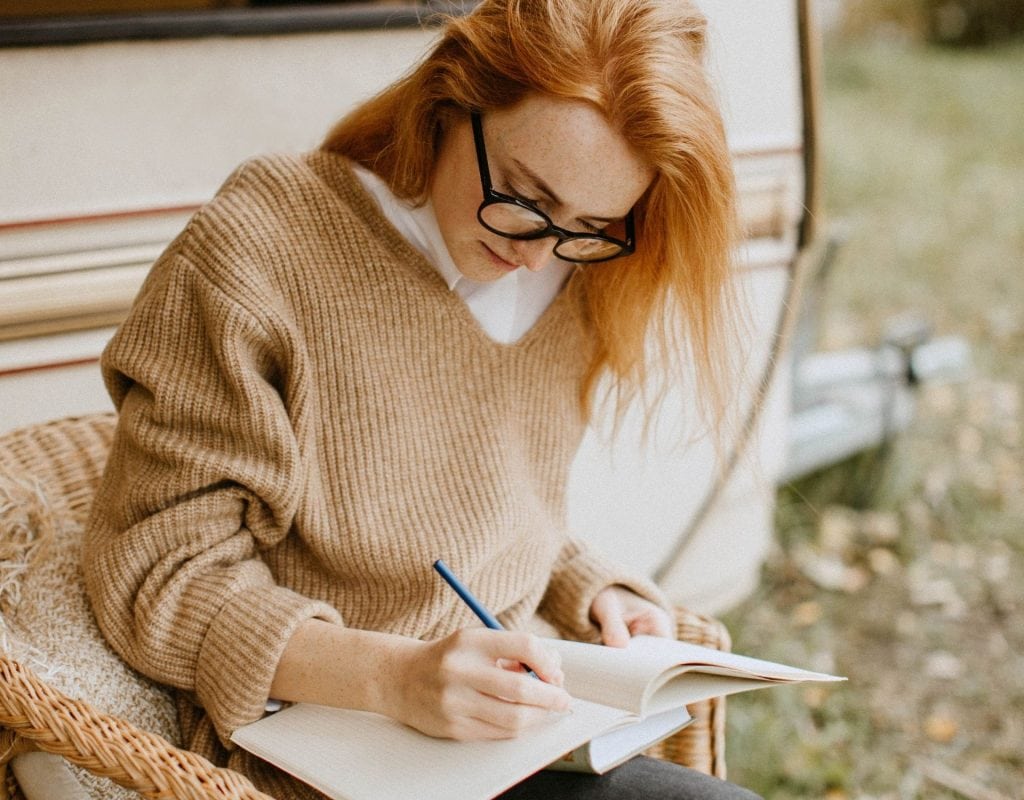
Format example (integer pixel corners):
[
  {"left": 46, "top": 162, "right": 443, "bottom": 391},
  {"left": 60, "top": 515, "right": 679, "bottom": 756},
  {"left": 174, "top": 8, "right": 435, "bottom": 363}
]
[
  {"left": 471, "top": 665, "right": 571, "bottom": 712},
  {"left": 479, "top": 632, "right": 565, "bottom": 686},
  {"left": 428, "top": 673, "right": 547, "bottom": 741},
  {"left": 462, "top": 700, "right": 552, "bottom": 737},
  {"left": 445, "top": 712, "right": 521, "bottom": 741},
  {"left": 472, "top": 696, "right": 559, "bottom": 736},
  {"left": 627, "top": 610, "right": 674, "bottom": 639},
  {"left": 600, "top": 613, "right": 631, "bottom": 647},
  {"left": 592, "top": 592, "right": 631, "bottom": 648}
]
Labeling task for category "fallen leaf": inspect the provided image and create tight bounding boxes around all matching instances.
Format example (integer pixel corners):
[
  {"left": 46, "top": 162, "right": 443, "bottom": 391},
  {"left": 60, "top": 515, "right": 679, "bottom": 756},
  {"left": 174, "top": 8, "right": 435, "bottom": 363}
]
[
  {"left": 924, "top": 651, "right": 963, "bottom": 680},
  {"left": 802, "top": 685, "right": 828, "bottom": 709},
  {"left": 793, "top": 545, "right": 849, "bottom": 591},
  {"left": 983, "top": 552, "right": 1011, "bottom": 584},
  {"left": 862, "top": 511, "right": 900, "bottom": 544},
  {"left": 793, "top": 600, "right": 823, "bottom": 627},
  {"left": 953, "top": 544, "right": 977, "bottom": 571},
  {"left": 991, "top": 381, "right": 1021, "bottom": 419},
  {"left": 902, "top": 499, "right": 934, "bottom": 535},
  {"left": 924, "top": 468, "right": 952, "bottom": 508},
  {"left": 923, "top": 714, "right": 958, "bottom": 743},
  {"left": 819, "top": 506, "right": 859, "bottom": 554},
  {"left": 988, "top": 631, "right": 1009, "bottom": 658},
  {"left": 868, "top": 548, "right": 900, "bottom": 575},
  {"left": 843, "top": 567, "right": 870, "bottom": 593},
  {"left": 956, "top": 425, "right": 984, "bottom": 457}
]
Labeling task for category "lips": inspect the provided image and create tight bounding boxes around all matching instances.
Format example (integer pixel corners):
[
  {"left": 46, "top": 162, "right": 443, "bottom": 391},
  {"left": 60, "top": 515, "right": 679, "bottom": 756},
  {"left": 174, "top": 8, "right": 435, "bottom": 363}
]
[{"left": 482, "top": 242, "right": 520, "bottom": 271}]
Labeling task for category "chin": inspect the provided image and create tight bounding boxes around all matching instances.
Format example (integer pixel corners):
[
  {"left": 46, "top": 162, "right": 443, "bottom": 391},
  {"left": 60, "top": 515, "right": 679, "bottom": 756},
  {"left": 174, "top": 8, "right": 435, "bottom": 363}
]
[{"left": 466, "top": 265, "right": 506, "bottom": 283}]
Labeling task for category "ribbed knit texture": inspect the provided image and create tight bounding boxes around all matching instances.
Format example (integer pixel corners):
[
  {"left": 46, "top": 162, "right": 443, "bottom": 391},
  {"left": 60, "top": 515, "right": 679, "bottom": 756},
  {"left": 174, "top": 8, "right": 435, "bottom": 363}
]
[{"left": 82, "top": 151, "right": 671, "bottom": 794}]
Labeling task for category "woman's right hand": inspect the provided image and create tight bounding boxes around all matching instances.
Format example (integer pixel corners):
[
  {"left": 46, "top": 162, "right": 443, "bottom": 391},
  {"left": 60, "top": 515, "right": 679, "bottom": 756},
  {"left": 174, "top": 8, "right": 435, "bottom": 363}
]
[{"left": 385, "top": 628, "right": 572, "bottom": 741}]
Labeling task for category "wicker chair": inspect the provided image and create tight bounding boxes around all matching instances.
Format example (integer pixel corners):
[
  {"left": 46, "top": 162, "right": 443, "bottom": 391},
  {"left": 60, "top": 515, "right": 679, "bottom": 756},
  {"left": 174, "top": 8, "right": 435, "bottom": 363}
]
[{"left": 0, "top": 414, "right": 728, "bottom": 799}]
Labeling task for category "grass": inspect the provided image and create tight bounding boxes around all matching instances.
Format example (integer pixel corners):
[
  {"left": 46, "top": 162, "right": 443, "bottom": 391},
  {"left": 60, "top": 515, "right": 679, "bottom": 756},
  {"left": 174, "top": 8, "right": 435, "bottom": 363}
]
[{"left": 719, "top": 34, "right": 1024, "bottom": 800}]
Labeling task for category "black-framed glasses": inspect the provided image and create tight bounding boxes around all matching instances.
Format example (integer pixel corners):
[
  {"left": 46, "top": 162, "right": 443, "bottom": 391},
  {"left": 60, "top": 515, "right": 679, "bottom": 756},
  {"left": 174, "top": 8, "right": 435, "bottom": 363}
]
[{"left": 471, "top": 112, "right": 636, "bottom": 264}]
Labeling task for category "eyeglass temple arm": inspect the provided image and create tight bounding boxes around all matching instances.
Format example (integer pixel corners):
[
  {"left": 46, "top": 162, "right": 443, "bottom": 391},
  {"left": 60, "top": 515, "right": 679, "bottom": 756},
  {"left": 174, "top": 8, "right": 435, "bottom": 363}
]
[{"left": 470, "top": 112, "right": 494, "bottom": 188}]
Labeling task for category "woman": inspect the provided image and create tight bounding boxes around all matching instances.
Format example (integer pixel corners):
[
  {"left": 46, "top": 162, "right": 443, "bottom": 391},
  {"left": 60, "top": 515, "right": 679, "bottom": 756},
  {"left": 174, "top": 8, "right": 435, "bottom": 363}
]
[{"left": 84, "top": 0, "right": 754, "bottom": 797}]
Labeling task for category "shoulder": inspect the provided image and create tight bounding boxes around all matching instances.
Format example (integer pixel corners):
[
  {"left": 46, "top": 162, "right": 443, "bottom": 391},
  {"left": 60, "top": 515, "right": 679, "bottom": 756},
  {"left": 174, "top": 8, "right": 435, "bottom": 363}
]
[
  {"left": 165, "top": 151, "right": 387, "bottom": 295},
  {"left": 191, "top": 150, "right": 364, "bottom": 244},
  {"left": 211, "top": 150, "right": 359, "bottom": 208}
]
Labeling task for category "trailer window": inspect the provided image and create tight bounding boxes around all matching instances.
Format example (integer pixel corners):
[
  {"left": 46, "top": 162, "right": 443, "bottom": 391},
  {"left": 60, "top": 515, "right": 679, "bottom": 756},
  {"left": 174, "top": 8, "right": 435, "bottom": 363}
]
[{"left": 0, "top": 1, "right": 467, "bottom": 47}]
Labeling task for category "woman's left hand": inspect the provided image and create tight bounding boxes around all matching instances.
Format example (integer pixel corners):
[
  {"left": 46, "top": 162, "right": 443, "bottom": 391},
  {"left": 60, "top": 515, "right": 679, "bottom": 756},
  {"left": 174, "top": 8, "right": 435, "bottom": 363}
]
[{"left": 589, "top": 585, "right": 673, "bottom": 647}]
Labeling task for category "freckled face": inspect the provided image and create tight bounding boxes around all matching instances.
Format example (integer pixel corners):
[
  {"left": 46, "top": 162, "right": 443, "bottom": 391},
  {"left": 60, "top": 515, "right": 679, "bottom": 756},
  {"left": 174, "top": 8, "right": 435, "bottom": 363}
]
[{"left": 429, "top": 94, "right": 654, "bottom": 282}]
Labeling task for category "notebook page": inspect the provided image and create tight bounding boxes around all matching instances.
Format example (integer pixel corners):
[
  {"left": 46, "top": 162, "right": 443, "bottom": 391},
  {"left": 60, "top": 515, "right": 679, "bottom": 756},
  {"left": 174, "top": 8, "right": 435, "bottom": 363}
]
[
  {"left": 547, "top": 638, "right": 672, "bottom": 714},
  {"left": 545, "top": 636, "right": 843, "bottom": 716},
  {"left": 230, "top": 699, "right": 629, "bottom": 800}
]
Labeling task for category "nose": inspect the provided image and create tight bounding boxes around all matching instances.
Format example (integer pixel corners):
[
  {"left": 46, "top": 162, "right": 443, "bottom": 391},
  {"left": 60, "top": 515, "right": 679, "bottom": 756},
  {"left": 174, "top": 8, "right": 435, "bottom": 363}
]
[{"left": 510, "top": 237, "right": 558, "bottom": 272}]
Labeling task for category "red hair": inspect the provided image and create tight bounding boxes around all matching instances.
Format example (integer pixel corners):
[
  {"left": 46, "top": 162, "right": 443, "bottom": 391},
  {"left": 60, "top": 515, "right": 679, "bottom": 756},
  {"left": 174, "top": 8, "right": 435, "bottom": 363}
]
[{"left": 323, "top": 0, "right": 739, "bottom": 427}]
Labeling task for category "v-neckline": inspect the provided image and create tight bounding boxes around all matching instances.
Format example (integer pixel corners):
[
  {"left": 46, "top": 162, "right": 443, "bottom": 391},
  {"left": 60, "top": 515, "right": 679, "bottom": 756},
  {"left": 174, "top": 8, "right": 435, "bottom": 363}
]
[{"left": 322, "top": 152, "right": 582, "bottom": 354}]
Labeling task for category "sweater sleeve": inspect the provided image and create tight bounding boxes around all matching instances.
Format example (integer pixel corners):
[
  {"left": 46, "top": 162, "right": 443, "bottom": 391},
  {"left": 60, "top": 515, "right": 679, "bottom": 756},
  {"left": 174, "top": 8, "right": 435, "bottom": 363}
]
[
  {"left": 83, "top": 241, "right": 341, "bottom": 747},
  {"left": 539, "top": 535, "right": 674, "bottom": 643}
]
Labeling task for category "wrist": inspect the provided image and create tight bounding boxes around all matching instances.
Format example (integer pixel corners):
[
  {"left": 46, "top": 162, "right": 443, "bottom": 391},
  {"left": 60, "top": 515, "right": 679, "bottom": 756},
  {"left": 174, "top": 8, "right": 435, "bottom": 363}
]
[
  {"left": 271, "top": 621, "right": 424, "bottom": 718},
  {"left": 371, "top": 635, "right": 428, "bottom": 720}
]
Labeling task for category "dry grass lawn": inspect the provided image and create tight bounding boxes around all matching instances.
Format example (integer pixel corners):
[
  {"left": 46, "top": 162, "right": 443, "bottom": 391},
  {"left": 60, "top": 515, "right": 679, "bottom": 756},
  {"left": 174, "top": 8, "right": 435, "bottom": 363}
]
[{"left": 720, "top": 34, "right": 1024, "bottom": 800}]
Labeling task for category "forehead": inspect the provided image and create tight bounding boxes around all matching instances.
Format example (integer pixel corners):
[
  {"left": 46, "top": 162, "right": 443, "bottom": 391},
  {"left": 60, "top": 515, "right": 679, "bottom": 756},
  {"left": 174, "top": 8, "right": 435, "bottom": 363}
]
[{"left": 486, "top": 95, "right": 654, "bottom": 215}]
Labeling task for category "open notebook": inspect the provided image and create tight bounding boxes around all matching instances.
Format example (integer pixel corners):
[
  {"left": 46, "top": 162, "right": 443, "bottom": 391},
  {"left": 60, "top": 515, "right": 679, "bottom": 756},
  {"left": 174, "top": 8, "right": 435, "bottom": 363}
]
[{"left": 231, "top": 635, "right": 843, "bottom": 800}]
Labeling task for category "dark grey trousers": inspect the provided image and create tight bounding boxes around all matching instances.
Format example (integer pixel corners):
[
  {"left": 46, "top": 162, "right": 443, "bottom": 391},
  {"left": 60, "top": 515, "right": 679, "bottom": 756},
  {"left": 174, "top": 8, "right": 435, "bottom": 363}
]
[{"left": 496, "top": 756, "right": 762, "bottom": 799}]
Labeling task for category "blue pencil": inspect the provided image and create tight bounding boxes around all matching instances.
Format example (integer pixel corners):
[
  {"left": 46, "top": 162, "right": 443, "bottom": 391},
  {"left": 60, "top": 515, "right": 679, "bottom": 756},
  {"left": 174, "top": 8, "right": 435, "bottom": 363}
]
[{"left": 433, "top": 558, "right": 541, "bottom": 680}]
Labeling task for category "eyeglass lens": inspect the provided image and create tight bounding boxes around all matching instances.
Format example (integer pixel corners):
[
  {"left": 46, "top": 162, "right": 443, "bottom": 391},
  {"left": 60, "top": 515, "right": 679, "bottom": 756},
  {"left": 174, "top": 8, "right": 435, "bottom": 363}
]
[{"left": 479, "top": 202, "right": 625, "bottom": 261}]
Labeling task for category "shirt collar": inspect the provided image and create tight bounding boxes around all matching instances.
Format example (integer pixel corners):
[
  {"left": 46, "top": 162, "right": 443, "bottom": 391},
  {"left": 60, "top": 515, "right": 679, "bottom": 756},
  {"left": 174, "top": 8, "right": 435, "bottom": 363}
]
[
  {"left": 351, "top": 162, "right": 547, "bottom": 294},
  {"left": 407, "top": 200, "right": 465, "bottom": 292}
]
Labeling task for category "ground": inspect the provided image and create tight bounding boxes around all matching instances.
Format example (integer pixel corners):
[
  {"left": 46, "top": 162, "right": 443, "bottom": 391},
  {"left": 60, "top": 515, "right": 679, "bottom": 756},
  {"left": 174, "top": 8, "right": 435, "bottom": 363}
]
[{"left": 719, "top": 35, "right": 1024, "bottom": 800}]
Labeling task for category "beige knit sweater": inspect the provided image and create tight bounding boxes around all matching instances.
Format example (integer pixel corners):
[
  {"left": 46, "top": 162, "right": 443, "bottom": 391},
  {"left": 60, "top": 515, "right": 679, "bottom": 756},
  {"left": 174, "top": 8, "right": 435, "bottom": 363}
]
[{"left": 83, "top": 151, "right": 669, "bottom": 794}]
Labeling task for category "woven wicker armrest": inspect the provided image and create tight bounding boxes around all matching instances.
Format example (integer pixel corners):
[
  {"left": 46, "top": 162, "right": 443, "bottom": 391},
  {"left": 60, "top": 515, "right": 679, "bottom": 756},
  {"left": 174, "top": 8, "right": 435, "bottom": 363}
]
[
  {"left": 0, "top": 414, "right": 273, "bottom": 798},
  {"left": 0, "top": 655, "right": 273, "bottom": 800}
]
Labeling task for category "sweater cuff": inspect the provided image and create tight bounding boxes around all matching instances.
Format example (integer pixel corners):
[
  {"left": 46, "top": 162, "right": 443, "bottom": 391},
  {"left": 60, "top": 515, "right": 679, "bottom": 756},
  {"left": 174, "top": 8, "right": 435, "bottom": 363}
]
[
  {"left": 541, "top": 542, "right": 673, "bottom": 642},
  {"left": 195, "top": 585, "right": 342, "bottom": 746}
]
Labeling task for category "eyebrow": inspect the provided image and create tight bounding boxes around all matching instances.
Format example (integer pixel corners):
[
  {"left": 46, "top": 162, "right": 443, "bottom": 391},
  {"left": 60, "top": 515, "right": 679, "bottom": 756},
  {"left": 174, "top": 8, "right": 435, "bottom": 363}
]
[{"left": 510, "top": 158, "right": 620, "bottom": 225}]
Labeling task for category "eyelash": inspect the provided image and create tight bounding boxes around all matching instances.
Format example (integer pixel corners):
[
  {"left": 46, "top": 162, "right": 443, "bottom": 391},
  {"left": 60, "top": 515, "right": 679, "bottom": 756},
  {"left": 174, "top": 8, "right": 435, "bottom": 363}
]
[
  {"left": 505, "top": 182, "right": 542, "bottom": 206},
  {"left": 504, "top": 182, "right": 604, "bottom": 235}
]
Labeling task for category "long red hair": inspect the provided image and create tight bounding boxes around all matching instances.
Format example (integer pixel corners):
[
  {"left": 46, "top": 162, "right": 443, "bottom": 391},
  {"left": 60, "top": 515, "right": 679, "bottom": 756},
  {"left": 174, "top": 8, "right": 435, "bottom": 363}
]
[{"left": 323, "top": 0, "right": 739, "bottom": 428}]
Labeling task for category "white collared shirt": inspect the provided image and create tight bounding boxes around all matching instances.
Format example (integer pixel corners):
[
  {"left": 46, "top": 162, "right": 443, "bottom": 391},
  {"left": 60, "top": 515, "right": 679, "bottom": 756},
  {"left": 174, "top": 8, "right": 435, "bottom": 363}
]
[{"left": 351, "top": 164, "right": 573, "bottom": 345}]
